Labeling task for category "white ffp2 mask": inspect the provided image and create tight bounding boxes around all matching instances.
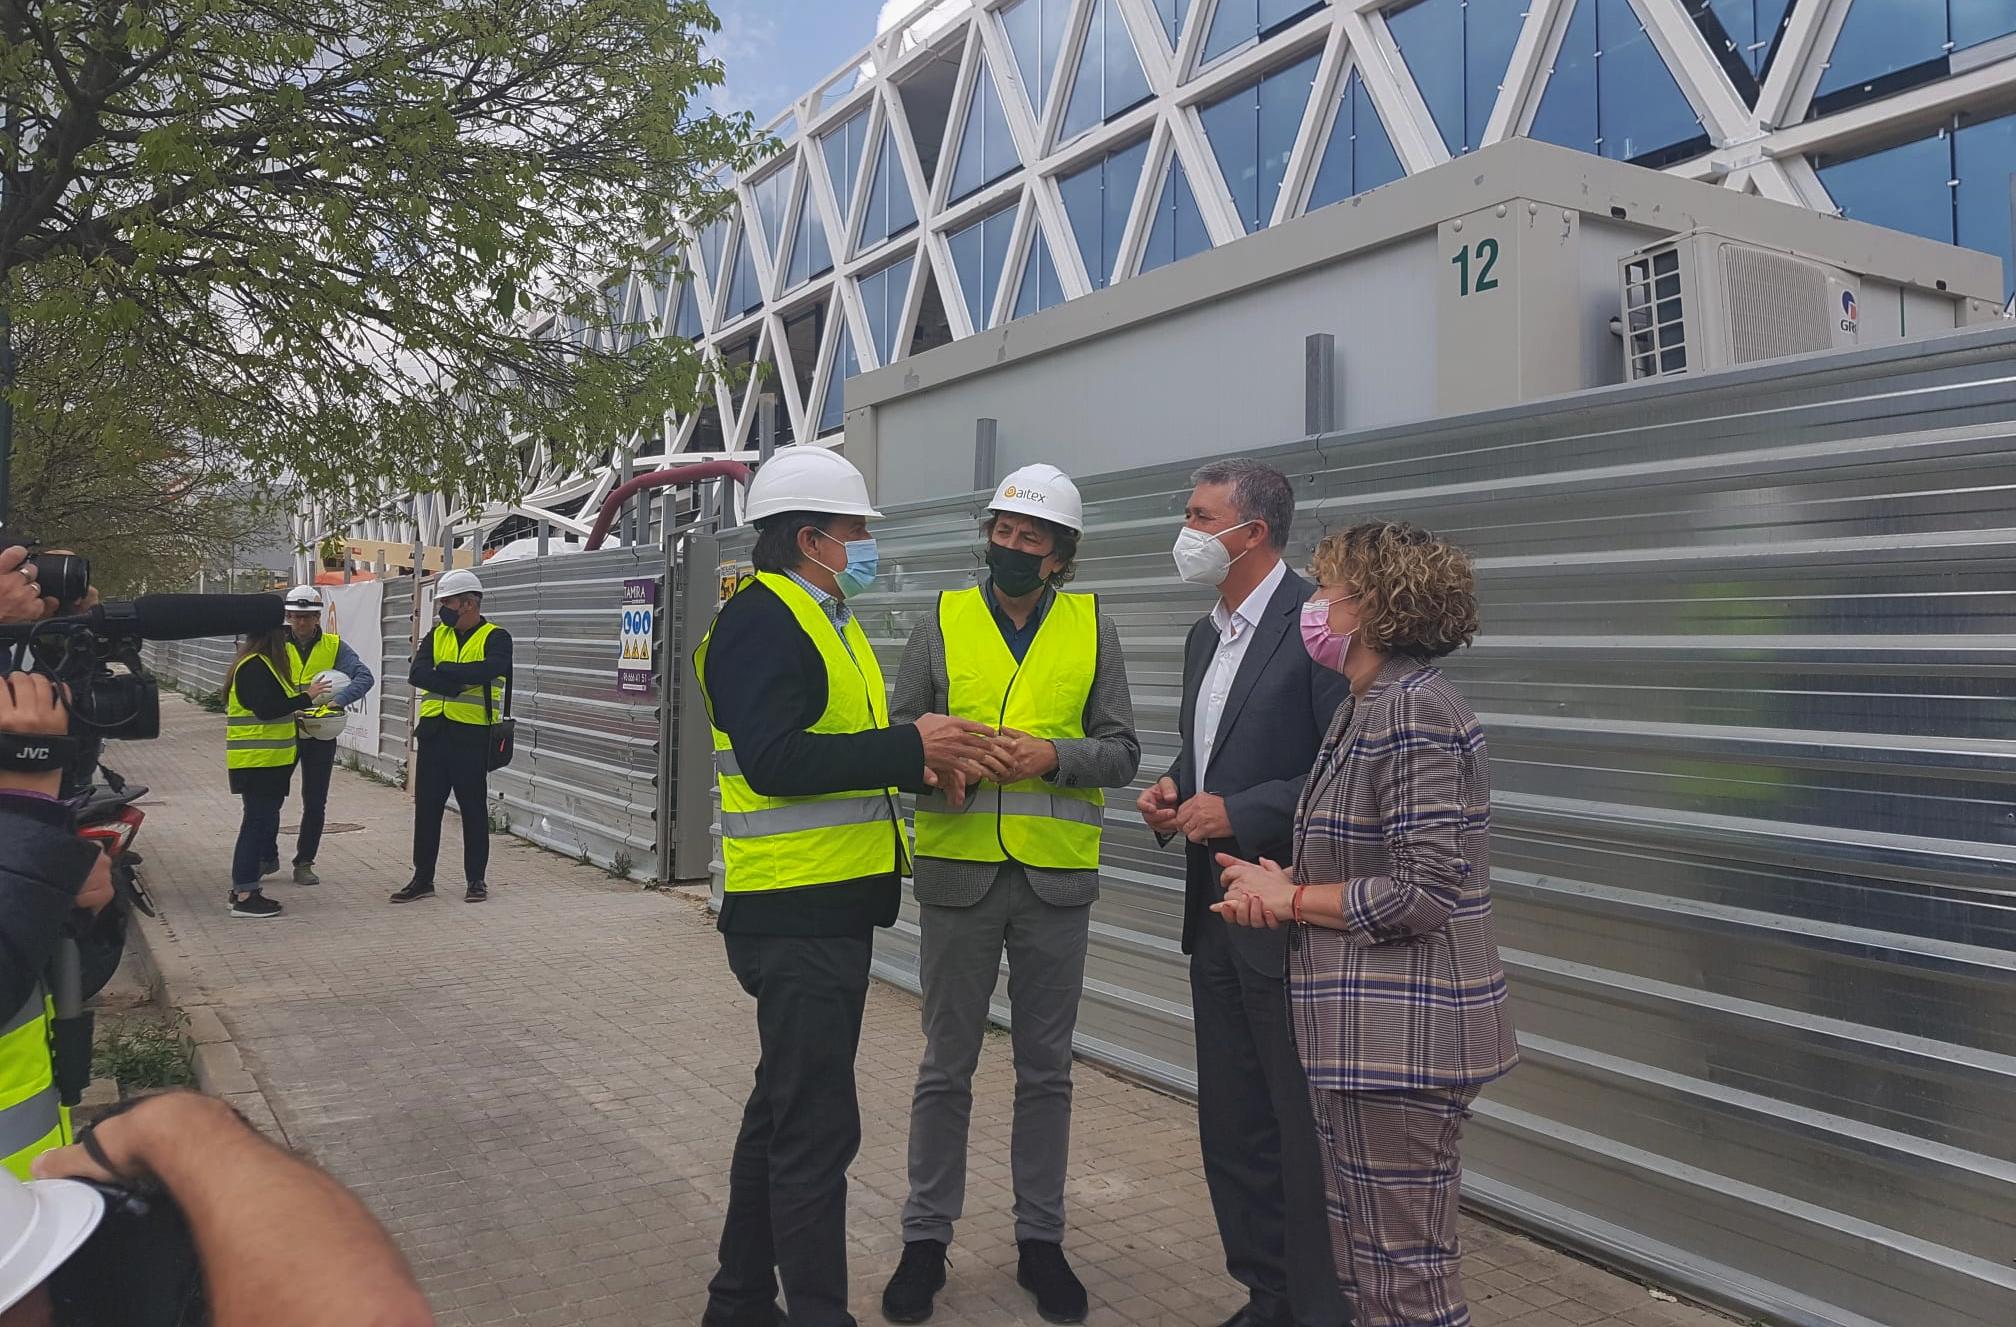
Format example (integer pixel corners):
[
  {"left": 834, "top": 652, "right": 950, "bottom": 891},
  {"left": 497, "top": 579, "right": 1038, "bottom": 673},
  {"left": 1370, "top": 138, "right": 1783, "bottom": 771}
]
[{"left": 1171, "top": 521, "right": 1256, "bottom": 587}]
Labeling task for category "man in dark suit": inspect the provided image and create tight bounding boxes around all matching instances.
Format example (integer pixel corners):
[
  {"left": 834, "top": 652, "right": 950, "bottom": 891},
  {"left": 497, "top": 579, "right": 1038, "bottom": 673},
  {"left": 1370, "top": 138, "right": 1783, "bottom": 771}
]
[{"left": 1138, "top": 459, "right": 1353, "bottom": 1327}]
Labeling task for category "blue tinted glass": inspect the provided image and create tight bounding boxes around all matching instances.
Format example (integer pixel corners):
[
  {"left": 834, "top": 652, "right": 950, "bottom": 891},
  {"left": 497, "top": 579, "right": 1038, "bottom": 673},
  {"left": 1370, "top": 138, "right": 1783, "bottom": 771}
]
[
  {"left": 753, "top": 165, "right": 792, "bottom": 257},
  {"left": 1389, "top": 0, "right": 1520, "bottom": 155},
  {"left": 948, "top": 211, "right": 991, "bottom": 330},
  {"left": 1154, "top": 0, "right": 1190, "bottom": 46},
  {"left": 1816, "top": 0, "right": 1944, "bottom": 97},
  {"left": 1061, "top": 140, "right": 1148, "bottom": 289},
  {"left": 699, "top": 219, "right": 728, "bottom": 288},
  {"left": 1702, "top": 0, "right": 1792, "bottom": 79},
  {"left": 1064, "top": 0, "right": 1152, "bottom": 141},
  {"left": 785, "top": 182, "right": 832, "bottom": 289},
  {"left": 822, "top": 110, "right": 868, "bottom": 224},
  {"left": 673, "top": 278, "right": 703, "bottom": 339},
  {"left": 1954, "top": 111, "right": 2016, "bottom": 298},
  {"left": 950, "top": 58, "right": 1019, "bottom": 202},
  {"left": 1202, "top": 0, "right": 1257, "bottom": 63},
  {"left": 1201, "top": 53, "right": 1319, "bottom": 233},
  {"left": 1002, "top": 0, "right": 1071, "bottom": 119},
  {"left": 1102, "top": 137, "right": 1149, "bottom": 285},
  {"left": 1260, "top": 0, "right": 1321, "bottom": 29},
  {"left": 819, "top": 326, "right": 858, "bottom": 435},
  {"left": 1534, "top": 0, "right": 1701, "bottom": 164},
  {"left": 1012, "top": 229, "right": 1066, "bottom": 319},
  {"left": 1140, "top": 155, "right": 1211, "bottom": 274},
  {"left": 860, "top": 255, "right": 914, "bottom": 364},
  {"left": 1058, "top": 154, "right": 1106, "bottom": 287},
  {"left": 982, "top": 208, "right": 1016, "bottom": 328},
  {"left": 857, "top": 127, "right": 918, "bottom": 251},
  {"left": 726, "top": 228, "right": 762, "bottom": 317},
  {"left": 1816, "top": 132, "right": 1954, "bottom": 248},
  {"left": 1953, "top": 0, "right": 2016, "bottom": 50},
  {"left": 1308, "top": 71, "right": 1405, "bottom": 211}
]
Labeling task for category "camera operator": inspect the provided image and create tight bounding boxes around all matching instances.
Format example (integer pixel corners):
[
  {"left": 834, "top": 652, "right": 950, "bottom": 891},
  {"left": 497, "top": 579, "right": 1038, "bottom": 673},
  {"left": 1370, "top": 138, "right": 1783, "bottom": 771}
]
[
  {"left": 0, "top": 547, "right": 51, "bottom": 625},
  {"left": 0, "top": 1090, "right": 436, "bottom": 1327},
  {"left": 0, "top": 673, "right": 112, "bottom": 1181}
]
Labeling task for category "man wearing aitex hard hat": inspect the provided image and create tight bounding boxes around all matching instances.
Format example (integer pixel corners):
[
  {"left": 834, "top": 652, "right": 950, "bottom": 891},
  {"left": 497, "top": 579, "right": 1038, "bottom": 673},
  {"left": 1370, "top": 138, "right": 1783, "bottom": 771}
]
[
  {"left": 694, "top": 446, "right": 998, "bottom": 1327},
  {"left": 879, "top": 464, "right": 1138, "bottom": 1325},
  {"left": 280, "top": 586, "right": 377, "bottom": 886},
  {"left": 394, "top": 567, "right": 510, "bottom": 905}
]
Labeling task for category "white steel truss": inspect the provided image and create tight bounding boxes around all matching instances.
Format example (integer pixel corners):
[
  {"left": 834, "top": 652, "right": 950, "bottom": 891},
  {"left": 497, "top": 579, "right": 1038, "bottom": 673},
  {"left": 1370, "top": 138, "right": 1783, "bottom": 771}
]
[{"left": 323, "top": 0, "right": 2016, "bottom": 558}]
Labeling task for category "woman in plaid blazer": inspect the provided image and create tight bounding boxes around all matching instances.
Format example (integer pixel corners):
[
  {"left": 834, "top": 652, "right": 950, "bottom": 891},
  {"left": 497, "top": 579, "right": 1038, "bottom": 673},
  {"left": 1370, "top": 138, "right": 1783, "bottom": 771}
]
[{"left": 1214, "top": 521, "right": 1518, "bottom": 1327}]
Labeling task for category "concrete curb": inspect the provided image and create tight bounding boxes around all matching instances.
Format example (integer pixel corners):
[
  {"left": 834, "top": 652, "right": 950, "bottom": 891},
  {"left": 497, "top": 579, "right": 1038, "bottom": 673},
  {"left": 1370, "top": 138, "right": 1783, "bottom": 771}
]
[{"left": 128, "top": 897, "right": 292, "bottom": 1147}]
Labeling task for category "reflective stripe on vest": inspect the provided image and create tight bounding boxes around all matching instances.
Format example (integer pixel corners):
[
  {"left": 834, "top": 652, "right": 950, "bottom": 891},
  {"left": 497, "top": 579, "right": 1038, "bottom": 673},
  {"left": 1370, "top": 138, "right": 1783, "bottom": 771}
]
[
  {"left": 696, "top": 572, "right": 906, "bottom": 894},
  {"left": 913, "top": 585, "right": 1104, "bottom": 870},
  {"left": 0, "top": 989, "right": 68, "bottom": 1181},
  {"left": 417, "top": 622, "right": 500, "bottom": 725},
  {"left": 226, "top": 655, "right": 299, "bottom": 769},
  {"left": 287, "top": 632, "right": 341, "bottom": 688}
]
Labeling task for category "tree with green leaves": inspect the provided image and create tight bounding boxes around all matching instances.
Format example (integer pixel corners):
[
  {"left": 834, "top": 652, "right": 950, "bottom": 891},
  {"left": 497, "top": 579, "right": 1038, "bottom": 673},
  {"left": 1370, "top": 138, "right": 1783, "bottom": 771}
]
[{"left": 0, "top": 0, "right": 759, "bottom": 520}]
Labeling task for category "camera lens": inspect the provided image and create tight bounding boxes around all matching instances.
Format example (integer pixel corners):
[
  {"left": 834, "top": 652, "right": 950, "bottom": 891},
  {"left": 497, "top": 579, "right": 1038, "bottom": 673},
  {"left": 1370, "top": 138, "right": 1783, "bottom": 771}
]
[{"left": 28, "top": 551, "right": 91, "bottom": 604}]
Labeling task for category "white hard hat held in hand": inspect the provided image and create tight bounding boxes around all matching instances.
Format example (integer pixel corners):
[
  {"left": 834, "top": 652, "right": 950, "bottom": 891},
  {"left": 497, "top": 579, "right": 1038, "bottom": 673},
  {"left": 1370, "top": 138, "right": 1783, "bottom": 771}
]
[
  {"left": 436, "top": 568, "right": 484, "bottom": 598},
  {"left": 743, "top": 447, "right": 883, "bottom": 524},
  {"left": 0, "top": 1168, "right": 104, "bottom": 1316},
  {"left": 990, "top": 464, "right": 1084, "bottom": 532},
  {"left": 283, "top": 584, "right": 322, "bottom": 611}
]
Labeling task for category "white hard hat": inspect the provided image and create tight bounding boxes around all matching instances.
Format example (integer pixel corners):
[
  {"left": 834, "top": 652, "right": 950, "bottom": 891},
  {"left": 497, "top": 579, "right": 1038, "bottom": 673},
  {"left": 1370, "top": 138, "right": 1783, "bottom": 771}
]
[
  {"left": 744, "top": 447, "right": 883, "bottom": 524},
  {"left": 300, "top": 669, "right": 352, "bottom": 741},
  {"left": 990, "top": 464, "right": 1084, "bottom": 533},
  {"left": 0, "top": 1172, "right": 104, "bottom": 1316},
  {"left": 283, "top": 584, "right": 323, "bottom": 611},
  {"left": 436, "top": 568, "right": 484, "bottom": 597}
]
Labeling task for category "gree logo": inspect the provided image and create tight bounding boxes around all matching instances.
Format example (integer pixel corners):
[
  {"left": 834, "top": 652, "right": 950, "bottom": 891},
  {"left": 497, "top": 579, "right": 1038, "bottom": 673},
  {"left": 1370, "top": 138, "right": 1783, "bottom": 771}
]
[{"left": 1840, "top": 289, "right": 1858, "bottom": 332}]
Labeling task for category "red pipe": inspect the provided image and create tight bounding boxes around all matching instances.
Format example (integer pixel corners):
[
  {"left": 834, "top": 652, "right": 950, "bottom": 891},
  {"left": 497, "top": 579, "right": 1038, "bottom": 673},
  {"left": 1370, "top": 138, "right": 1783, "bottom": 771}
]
[{"left": 584, "top": 460, "right": 754, "bottom": 550}]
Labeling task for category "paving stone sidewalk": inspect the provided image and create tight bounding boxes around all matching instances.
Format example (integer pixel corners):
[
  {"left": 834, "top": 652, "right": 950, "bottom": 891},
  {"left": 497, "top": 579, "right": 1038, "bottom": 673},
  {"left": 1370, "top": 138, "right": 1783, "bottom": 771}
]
[{"left": 111, "top": 694, "right": 1730, "bottom": 1327}]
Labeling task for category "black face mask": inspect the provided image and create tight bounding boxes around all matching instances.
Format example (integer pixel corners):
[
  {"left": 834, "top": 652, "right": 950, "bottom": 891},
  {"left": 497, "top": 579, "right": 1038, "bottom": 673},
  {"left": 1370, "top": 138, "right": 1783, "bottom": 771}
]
[
  {"left": 986, "top": 542, "right": 1048, "bottom": 597},
  {"left": 438, "top": 604, "right": 463, "bottom": 628}
]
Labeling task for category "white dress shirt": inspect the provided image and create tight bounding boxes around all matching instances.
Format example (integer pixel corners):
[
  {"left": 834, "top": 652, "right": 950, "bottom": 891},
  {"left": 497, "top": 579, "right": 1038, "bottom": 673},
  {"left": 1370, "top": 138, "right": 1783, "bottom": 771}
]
[{"left": 1192, "top": 558, "right": 1287, "bottom": 784}]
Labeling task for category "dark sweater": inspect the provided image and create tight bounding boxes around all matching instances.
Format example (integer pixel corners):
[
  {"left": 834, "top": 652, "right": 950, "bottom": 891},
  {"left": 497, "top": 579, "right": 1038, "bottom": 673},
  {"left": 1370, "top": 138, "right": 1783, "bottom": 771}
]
[
  {"left": 0, "top": 793, "right": 96, "bottom": 1016},
  {"left": 700, "top": 577, "right": 926, "bottom": 937},
  {"left": 227, "top": 654, "right": 314, "bottom": 797},
  {"left": 410, "top": 621, "right": 513, "bottom": 740}
]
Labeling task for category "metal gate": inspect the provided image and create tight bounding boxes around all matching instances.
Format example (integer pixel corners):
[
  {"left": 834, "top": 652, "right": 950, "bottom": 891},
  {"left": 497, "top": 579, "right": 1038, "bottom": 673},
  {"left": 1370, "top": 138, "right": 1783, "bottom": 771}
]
[{"left": 708, "top": 325, "right": 2016, "bottom": 1327}]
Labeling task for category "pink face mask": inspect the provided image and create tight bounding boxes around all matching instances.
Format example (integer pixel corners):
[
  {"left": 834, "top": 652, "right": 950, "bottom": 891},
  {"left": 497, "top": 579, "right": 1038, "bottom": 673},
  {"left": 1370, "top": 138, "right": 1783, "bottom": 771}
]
[{"left": 1300, "top": 600, "right": 1352, "bottom": 673}]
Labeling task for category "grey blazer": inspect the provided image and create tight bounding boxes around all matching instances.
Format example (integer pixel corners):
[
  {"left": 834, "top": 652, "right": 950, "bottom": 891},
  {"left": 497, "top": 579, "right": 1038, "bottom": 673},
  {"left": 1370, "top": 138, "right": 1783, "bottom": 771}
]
[
  {"left": 1166, "top": 567, "right": 1355, "bottom": 975},
  {"left": 890, "top": 585, "right": 1141, "bottom": 908}
]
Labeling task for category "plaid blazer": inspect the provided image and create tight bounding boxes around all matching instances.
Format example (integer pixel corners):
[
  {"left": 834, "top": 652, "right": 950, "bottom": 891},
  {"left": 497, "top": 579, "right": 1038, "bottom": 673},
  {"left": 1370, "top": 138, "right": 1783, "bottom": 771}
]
[{"left": 1286, "top": 656, "right": 1518, "bottom": 1093}]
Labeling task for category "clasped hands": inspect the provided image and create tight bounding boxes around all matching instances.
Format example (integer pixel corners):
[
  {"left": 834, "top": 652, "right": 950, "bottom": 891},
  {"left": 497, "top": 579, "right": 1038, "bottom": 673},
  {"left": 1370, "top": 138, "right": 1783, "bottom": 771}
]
[
  {"left": 913, "top": 713, "right": 1056, "bottom": 808},
  {"left": 1134, "top": 777, "right": 1234, "bottom": 844}
]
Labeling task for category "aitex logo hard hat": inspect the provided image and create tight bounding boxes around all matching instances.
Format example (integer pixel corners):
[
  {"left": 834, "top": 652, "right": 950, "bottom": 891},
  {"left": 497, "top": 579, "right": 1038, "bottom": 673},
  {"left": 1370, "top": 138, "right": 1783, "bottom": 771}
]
[{"left": 1008, "top": 485, "right": 1048, "bottom": 505}]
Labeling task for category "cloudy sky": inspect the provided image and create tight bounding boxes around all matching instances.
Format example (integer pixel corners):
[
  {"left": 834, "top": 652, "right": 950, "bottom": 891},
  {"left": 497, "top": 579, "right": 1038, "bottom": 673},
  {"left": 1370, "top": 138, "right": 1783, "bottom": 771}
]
[{"left": 705, "top": 0, "right": 939, "bottom": 127}]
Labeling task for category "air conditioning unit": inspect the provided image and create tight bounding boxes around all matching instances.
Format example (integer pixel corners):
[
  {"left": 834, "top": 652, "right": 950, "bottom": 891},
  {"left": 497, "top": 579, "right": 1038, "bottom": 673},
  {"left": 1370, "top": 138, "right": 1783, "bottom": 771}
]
[{"left": 1620, "top": 232, "right": 1864, "bottom": 381}]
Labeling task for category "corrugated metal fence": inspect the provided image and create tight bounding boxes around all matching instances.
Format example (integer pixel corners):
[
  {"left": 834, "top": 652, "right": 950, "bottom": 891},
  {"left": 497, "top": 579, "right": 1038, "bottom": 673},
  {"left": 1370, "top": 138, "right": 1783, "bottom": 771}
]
[
  {"left": 142, "top": 633, "right": 235, "bottom": 699},
  {"left": 713, "top": 326, "right": 2016, "bottom": 1327}
]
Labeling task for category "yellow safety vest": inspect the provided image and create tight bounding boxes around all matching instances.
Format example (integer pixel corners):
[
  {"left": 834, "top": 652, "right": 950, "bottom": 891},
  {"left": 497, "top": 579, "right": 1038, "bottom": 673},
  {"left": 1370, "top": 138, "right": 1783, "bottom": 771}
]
[
  {"left": 417, "top": 623, "right": 500, "bottom": 725},
  {"left": 913, "top": 586, "right": 1103, "bottom": 870},
  {"left": 696, "top": 572, "right": 907, "bottom": 894},
  {"left": 289, "top": 632, "right": 343, "bottom": 726},
  {"left": 0, "top": 989, "right": 68, "bottom": 1180},
  {"left": 226, "top": 655, "right": 299, "bottom": 769}
]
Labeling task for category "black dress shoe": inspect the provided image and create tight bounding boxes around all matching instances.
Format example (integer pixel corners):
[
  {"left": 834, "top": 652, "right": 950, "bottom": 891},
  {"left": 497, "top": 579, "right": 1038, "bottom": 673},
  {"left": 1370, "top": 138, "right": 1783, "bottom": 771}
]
[
  {"left": 700, "top": 1304, "right": 784, "bottom": 1327},
  {"left": 882, "top": 1238, "right": 947, "bottom": 1323},
  {"left": 1017, "top": 1240, "right": 1086, "bottom": 1324},
  {"left": 389, "top": 881, "right": 435, "bottom": 903}
]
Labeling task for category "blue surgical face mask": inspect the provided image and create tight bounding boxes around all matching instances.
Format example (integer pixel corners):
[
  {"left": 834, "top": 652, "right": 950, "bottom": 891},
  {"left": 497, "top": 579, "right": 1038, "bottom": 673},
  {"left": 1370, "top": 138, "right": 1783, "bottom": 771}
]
[{"left": 812, "top": 529, "right": 879, "bottom": 599}]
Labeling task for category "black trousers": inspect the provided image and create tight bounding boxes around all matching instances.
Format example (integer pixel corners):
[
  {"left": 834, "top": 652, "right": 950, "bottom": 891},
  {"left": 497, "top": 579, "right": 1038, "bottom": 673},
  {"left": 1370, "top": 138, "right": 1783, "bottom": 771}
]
[
  {"left": 410, "top": 727, "right": 490, "bottom": 887},
  {"left": 1191, "top": 918, "right": 1349, "bottom": 1327},
  {"left": 293, "top": 737, "right": 338, "bottom": 865},
  {"left": 707, "top": 932, "right": 872, "bottom": 1327},
  {"left": 231, "top": 794, "right": 284, "bottom": 890}
]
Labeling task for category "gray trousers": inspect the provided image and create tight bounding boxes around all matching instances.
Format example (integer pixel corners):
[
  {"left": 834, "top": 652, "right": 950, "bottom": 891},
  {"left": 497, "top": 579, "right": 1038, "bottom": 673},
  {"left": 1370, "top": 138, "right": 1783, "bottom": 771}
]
[{"left": 902, "top": 862, "right": 1091, "bottom": 1246}]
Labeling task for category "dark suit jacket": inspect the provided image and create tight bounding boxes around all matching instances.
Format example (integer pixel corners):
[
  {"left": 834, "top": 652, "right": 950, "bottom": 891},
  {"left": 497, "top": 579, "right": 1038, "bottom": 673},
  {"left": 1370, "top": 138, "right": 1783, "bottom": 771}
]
[{"left": 1166, "top": 567, "right": 1354, "bottom": 974}]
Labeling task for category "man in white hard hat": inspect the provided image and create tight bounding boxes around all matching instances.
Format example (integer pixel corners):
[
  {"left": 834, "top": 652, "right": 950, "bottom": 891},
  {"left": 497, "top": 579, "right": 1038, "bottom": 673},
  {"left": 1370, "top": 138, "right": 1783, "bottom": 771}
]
[
  {"left": 1, "top": 1090, "right": 434, "bottom": 1326},
  {"left": 279, "top": 586, "right": 377, "bottom": 886},
  {"left": 694, "top": 445, "right": 999, "bottom": 1327},
  {"left": 880, "top": 464, "right": 1139, "bottom": 1325},
  {"left": 393, "top": 566, "right": 510, "bottom": 905}
]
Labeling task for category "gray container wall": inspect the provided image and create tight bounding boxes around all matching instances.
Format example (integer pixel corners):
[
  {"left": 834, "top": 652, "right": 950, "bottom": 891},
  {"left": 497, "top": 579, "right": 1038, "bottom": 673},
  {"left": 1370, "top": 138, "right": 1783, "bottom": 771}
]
[
  {"left": 477, "top": 548, "right": 666, "bottom": 880},
  {"left": 144, "top": 635, "right": 234, "bottom": 698},
  {"left": 354, "top": 578, "right": 416, "bottom": 785},
  {"left": 713, "top": 326, "right": 2016, "bottom": 1327}
]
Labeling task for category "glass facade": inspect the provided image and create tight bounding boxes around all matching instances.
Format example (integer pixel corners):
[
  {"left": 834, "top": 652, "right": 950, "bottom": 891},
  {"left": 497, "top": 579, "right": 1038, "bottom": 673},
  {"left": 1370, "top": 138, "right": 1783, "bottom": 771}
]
[
  {"left": 1059, "top": 137, "right": 1151, "bottom": 289},
  {"left": 819, "top": 324, "right": 858, "bottom": 435},
  {"left": 948, "top": 57, "right": 1020, "bottom": 203},
  {"left": 1530, "top": 0, "right": 1708, "bottom": 167},
  {"left": 1686, "top": 1, "right": 1793, "bottom": 94},
  {"left": 1307, "top": 69, "right": 1405, "bottom": 211},
  {"left": 1139, "top": 154, "right": 1211, "bottom": 275},
  {"left": 751, "top": 166, "right": 792, "bottom": 259},
  {"left": 1154, "top": 0, "right": 1190, "bottom": 48},
  {"left": 1061, "top": 0, "right": 1153, "bottom": 143},
  {"left": 1816, "top": 108, "right": 2016, "bottom": 298},
  {"left": 948, "top": 205, "right": 1020, "bottom": 330},
  {"left": 1002, "top": 0, "right": 1073, "bottom": 120},
  {"left": 723, "top": 227, "right": 762, "bottom": 321},
  {"left": 672, "top": 278, "right": 702, "bottom": 340},
  {"left": 1203, "top": 1, "right": 1325, "bottom": 66},
  {"left": 1201, "top": 52, "right": 1321, "bottom": 233},
  {"left": 822, "top": 108, "right": 870, "bottom": 225},
  {"left": 783, "top": 178, "right": 832, "bottom": 291},
  {"left": 1814, "top": 1, "right": 2016, "bottom": 116},
  {"left": 856, "top": 126, "right": 919, "bottom": 252},
  {"left": 858, "top": 256, "right": 915, "bottom": 364},
  {"left": 1013, "top": 227, "right": 1067, "bottom": 319},
  {"left": 1386, "top": 0, "right": 1524, "bottom": 157}
]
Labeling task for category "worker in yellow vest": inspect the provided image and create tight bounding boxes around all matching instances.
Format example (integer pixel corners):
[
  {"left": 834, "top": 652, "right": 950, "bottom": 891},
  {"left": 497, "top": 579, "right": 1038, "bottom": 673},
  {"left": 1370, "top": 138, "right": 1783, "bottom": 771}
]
[
  {"left": 694, "top": 446, "right": 998, "bottom": 1327},
  {"left": 879, "top": 464, "right": 1139, "bottom": 1325},
  {"left": 394, "top": 567, "right": 510, "bottom": 905},
  {"left": 281, "top": 585, "right": 376, "bottom": 886},
  {"left": 226, "top": 627, "right": 332, "bottom": 918}
]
